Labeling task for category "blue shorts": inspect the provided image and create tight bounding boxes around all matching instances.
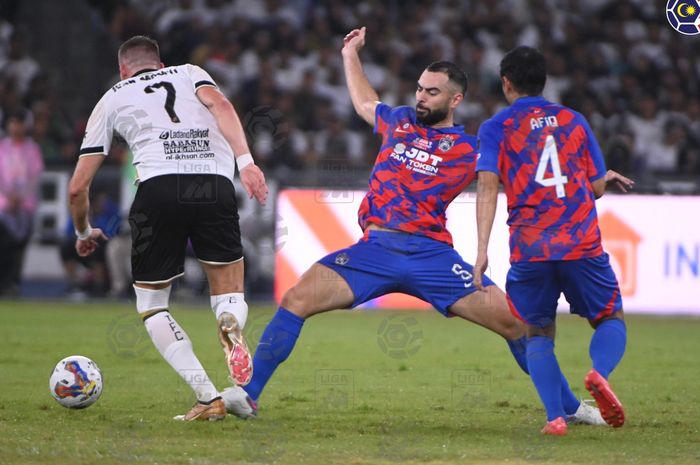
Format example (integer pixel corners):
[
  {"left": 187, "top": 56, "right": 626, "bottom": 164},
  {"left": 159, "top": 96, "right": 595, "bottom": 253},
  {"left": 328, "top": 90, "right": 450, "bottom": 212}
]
[
  {"left": 506, "top": 253, "right": 623, "bottom": 327},
  {"left": 317, "top": 230, "right": 494, "bottom": 316}
]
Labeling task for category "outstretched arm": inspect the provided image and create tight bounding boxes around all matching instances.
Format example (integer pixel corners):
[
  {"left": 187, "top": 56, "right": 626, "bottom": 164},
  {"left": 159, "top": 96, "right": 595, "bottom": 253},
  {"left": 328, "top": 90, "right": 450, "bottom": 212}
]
[
  {"left": 341, "top": 27, "right": 380, "bottom": 126},
  {"left": 197, "top": 86, "right": 268, "bottom": 205},
  {"left": 474, "top": 171, "right": 500, "bottom": 291}
]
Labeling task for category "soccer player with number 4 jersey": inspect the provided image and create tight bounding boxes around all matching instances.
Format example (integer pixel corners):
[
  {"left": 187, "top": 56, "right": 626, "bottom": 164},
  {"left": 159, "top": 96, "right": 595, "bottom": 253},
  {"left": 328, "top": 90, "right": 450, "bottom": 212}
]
[{"left": 474, "top": 46, "right": 635, "bottom": 435}]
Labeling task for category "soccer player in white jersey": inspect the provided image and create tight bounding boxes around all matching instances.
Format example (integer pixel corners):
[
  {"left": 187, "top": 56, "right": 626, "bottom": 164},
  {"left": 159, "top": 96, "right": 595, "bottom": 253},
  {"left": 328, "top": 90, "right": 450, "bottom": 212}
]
[{"left": 68, "top": 36, "right": 268, "bottom": 421}]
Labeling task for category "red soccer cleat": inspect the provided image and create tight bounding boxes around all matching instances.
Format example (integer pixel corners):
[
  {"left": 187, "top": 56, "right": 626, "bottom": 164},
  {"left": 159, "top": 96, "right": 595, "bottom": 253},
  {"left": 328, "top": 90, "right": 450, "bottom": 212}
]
[
  {"left": 217, "top": 312, "right": 253, "bottom": 386},
  {"left": 541, "top": 417, "right": 568, "bottom": 436},
  {"left": 585, "top": 369, "right": 625, "bottom": 428}
]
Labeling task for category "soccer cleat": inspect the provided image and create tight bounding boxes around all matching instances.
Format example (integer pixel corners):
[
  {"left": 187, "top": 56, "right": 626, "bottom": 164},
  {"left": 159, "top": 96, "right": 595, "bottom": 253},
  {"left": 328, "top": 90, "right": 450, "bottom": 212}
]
[
  {"left": 217, "top": 312, "right": 253, "bottom": 386},
  {"left": 221, "top": 386, "right": 258, "bottom": 419},
  {"left": 568, "top": 400, "right": 607, "bottom": 426},
  {"left": 541, "top": 417, "right": 568, "bottom": 436},
  {"left": 584, "top": 369, "right": 625, "bottom": 428},
  {"left": 173, "top": 397, "right": 226, "bottom": 421}
]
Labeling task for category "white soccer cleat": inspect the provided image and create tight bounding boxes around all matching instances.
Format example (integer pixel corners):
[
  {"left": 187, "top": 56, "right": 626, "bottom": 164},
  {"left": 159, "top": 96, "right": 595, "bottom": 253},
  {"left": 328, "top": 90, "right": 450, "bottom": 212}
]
[
  {"left": 568, "top": 399, "right": 607, "bottom": 426},
  {"left": 221, "top": 386, "right": 258, "bottom": 419}
]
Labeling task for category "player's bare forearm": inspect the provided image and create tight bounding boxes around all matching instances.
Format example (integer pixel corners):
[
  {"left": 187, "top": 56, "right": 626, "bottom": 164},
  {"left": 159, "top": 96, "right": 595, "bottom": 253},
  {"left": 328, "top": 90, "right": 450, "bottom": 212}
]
[
  {"left": 476, "top": 171, "right": 500, "bottom": 254},
  {"left": 198, "top": 87, "right": 269, "bottom": 204},
  {"left": 69, "top": 189, "right": 90, "bottom": 233},
  {"left": 210, "top": 99, "right": 251, "bottom": 157},
  {"left": 341, "top": 27, "right": 379, "bottom": 125},
  {"left": 68, "top": 155, "right": 104, "bottom": 232}
]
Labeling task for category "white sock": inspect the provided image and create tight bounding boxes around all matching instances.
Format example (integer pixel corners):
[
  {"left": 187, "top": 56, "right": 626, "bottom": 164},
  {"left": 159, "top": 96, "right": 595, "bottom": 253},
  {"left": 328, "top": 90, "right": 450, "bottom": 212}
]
[
  {"left": 143, "top": 310, "right": 219, "bottom": 402},
  {"left": 210, "top": 293, "right": 248, "bottom": 329}
]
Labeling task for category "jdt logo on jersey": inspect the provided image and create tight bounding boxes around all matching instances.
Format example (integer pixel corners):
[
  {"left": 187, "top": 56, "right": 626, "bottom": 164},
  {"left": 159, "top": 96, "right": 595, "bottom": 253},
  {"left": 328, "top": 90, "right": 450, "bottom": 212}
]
[{"left": 667, "top": 0, "right": 700, "bottom": 35}]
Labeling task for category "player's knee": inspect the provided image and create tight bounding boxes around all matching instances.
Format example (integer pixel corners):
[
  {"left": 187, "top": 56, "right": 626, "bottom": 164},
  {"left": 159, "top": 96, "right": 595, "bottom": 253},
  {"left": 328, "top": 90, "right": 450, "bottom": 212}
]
[
  {"left": 134, "top": 285, "right": 172, "bottom": 315},
  {"left": 503, "top": 318, "right": 526, "bottom": 340},
  {"left": 281, "top": 284, "right": 314, "bottom": 318},
  {"left": 589, "top": 309, "right": 624, "bottom": 328}
]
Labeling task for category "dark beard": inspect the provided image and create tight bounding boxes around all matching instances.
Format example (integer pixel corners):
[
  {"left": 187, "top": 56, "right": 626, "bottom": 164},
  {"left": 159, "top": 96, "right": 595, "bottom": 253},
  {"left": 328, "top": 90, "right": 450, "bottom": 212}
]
[{"left": 416, "top": 106, "right": 449, "bottom": 126}]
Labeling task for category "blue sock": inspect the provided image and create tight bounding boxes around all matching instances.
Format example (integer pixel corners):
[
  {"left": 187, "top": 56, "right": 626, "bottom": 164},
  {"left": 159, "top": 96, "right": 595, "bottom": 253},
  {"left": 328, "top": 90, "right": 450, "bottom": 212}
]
[
  {"left": 560, "top": 374, "right": 581, "bottom": 416},
  {"left": 589, "top": 319, "right": 627, "bottom": 379},
  {"left": 243, "top": 307, "right": 304, "bottom": 401},
  {"left": 507, "top": 337, "right": 529, "bottom": 373},
  {"left": 526, "top": 336, "right": 566, "bottom": 421},
  {"left": 508, "top": 337, "right": 580, "bottom": 415}
]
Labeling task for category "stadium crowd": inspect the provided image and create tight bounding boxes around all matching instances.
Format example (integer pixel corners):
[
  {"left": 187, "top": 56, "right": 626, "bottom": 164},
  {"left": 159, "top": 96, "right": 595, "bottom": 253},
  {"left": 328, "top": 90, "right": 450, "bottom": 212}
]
[{"left": 1, "top": 0, "right": 700, "bottom": 179}]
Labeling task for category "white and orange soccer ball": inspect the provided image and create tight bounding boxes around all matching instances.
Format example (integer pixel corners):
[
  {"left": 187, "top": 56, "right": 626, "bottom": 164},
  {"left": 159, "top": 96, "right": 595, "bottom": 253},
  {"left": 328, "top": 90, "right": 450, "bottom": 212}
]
[{"left": 49, "top": 355, "right": 103, "bottom": 409}]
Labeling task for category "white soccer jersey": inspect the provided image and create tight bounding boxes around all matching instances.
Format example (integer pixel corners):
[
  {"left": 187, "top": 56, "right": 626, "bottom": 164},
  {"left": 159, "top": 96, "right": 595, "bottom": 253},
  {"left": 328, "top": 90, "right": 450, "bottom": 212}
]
[{"left": 80, "top": 64, "right": 236, "bottom": 183}]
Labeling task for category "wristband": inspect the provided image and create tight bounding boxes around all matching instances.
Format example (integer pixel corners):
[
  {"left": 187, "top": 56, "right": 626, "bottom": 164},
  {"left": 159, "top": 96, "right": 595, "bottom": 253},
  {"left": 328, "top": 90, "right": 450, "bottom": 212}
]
[
  {"left": 236, "top": 153, "right": 255, "bottom": 171},
  {"left": 75, "top": 225, "right": 93, "bottom": 241}
]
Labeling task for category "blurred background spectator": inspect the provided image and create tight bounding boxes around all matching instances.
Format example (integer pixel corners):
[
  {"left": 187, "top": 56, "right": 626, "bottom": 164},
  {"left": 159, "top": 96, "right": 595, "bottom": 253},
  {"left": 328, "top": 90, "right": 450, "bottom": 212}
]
[{"left": 0, "top": 110, "right": 43, "bottom": 295}]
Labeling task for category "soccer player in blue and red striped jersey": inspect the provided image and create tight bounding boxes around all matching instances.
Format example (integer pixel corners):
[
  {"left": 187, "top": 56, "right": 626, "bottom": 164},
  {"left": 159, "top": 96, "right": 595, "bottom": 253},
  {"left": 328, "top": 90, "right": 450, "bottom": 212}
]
[
  {"left": 224, "top": 31, "right": 606, "bottom": 427},
  {"left": 474, "top": 46, "right": 634, "bottom": 435}
]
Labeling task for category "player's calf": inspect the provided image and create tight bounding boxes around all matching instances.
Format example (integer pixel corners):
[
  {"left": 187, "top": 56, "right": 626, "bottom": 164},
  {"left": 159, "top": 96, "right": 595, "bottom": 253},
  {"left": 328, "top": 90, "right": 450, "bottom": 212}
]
[{"left": 134, "top": 284, "right": 221, "bottom": 407}]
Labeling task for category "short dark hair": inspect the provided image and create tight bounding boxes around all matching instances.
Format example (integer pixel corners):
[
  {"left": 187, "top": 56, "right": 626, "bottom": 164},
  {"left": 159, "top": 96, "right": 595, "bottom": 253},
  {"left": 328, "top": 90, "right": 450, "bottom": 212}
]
[
  {"left": 425, "top": 61, "right": 468, "bottom": 94},
  {"left": 499, "top": 46, "right": 547, "bottom": 96},
  {"left": 3, "top": 109, "right": 27, "bottom": 129},
  {"left": 118, "top": 35, "right": 160, "bottom": 63}
]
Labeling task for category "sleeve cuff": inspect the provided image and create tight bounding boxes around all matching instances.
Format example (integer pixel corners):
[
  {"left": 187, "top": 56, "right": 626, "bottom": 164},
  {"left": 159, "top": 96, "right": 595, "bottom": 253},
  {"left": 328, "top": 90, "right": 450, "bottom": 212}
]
[
  {"left": 589, "top": 171, "right": 606, "bottom": 182},
  {"left": 79, "top": 146, "right": 105, "bottom": 156},
  {"left": 194, "top": 80, "right": 217, "bottom": 89}
]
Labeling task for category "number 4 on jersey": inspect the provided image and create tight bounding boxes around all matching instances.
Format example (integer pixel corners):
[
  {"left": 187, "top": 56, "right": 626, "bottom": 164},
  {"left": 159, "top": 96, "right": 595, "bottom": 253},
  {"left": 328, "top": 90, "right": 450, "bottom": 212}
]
[{"left": 535, "top": 135, "right": 568, "bottom": 198}]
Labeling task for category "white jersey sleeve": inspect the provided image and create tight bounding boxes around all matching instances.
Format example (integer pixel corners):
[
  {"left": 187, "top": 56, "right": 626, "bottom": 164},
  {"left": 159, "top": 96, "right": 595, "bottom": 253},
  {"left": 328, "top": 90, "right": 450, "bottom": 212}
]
[
  {"left": 80, "top": 94, "right": 113, "bottom": 157},
  {"left": 185, "top": 64, "right": 218, "bottom": 92}
]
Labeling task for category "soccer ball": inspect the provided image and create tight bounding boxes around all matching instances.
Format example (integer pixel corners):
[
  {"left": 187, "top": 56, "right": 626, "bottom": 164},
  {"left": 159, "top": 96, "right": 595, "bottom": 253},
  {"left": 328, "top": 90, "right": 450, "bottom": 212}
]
[{"left": 49, "top": 355, "right": 103, "bottom": 409}]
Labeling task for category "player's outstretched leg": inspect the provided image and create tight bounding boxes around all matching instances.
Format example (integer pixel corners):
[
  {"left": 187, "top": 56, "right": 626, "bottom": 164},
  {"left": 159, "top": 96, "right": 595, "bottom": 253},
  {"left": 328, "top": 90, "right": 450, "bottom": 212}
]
[
  {"left": 134, "top": 284, "right": 225, "bottom": 421},
  {"left": 586, "top": 313, "right": 627, "bottom": 427},
  {"left": 449, "top": 285, "right": 584, "bottom": 422},
  {"left": 242, "top": 263, "right": 354, "bottom": 404}
]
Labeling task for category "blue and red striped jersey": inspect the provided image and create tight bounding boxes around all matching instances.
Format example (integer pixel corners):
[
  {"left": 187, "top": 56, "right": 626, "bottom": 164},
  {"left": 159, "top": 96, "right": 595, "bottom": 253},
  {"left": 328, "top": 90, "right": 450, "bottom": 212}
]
[
  {"left": 476, "top": 96, "right": 607, "bottom": 262},
  {"left": 358, "top": 103, "right": 478, "bottom": 246}
]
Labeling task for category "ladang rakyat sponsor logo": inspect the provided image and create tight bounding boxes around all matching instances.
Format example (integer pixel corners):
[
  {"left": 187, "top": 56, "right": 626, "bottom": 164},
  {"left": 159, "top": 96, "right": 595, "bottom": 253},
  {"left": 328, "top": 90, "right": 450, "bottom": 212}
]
[{"left": 159, "top": 128, "right": 209, "bottom": 140}]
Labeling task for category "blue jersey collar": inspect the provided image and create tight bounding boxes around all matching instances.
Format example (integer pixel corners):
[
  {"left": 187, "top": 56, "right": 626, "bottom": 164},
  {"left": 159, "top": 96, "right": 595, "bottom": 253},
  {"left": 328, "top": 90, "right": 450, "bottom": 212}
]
[
  {"left": 428, "top": 124, "right": 464, "bottom": 134},
  {"left": 512, "top": 95, "right": 548, "bottom": 107}
]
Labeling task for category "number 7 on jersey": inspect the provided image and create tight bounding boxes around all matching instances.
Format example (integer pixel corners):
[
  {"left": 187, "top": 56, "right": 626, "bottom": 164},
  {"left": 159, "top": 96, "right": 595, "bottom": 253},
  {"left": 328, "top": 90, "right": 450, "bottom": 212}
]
[
  {"left": 535, "top": 135, "right": 568, "bottom": 198},
  {"left": 144, "top": 81, "right": 181, "bottom": 123}
]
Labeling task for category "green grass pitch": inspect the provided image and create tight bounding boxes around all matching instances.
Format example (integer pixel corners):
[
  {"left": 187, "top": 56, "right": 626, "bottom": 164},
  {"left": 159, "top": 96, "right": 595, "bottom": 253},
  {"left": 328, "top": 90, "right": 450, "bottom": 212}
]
[{"left": 1, "top": 301, "right": 699, "bottom": 465}]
